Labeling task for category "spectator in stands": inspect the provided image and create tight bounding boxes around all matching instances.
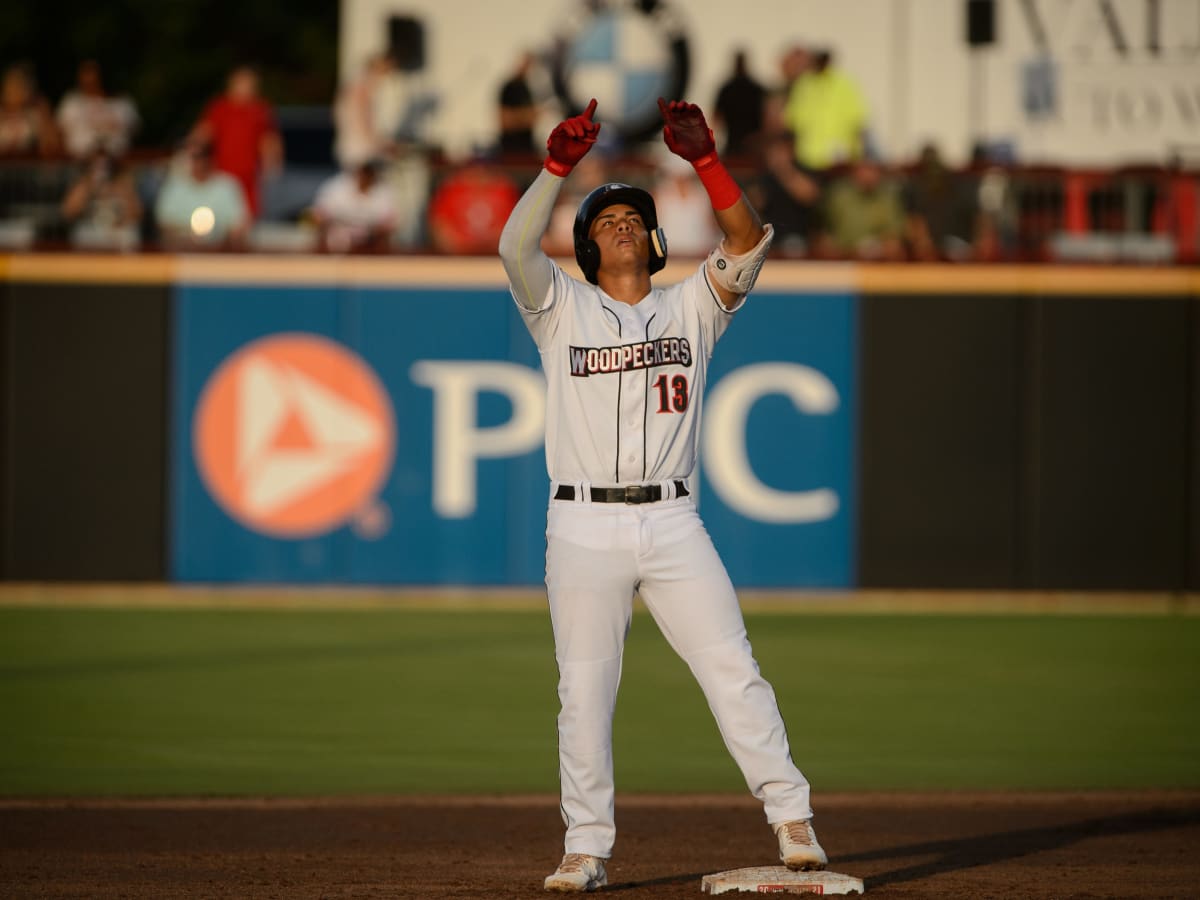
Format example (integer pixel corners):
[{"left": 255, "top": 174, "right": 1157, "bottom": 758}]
[
  {"left": 820, "top": 155, "right": 905, "bottom": 260},
  {"left": 746, "top": 132, "right": 822, "bottom": 255},
  {"left": 497, "top": 51, "right": 540, "bottom": 157},
  {"left": 426, "top": 159, "right": 520, "bottom": 254},
  {"left": 713, "top": 49, "right": 766, "bottom": 159},
  {"left": 155, "top": 142, "right": 249, "bottom": 250},
  {"left": 60, "top": 149, "right": 142, "bottom": 249},
  {"left": 652, "top": 150, "right": 721, "bottom": 256},
  {"left": 762, "top": 45, "right": 810, "bottom": 140},
  {"left": 971, "top": 146, "right": 1013, "bottom": 261},
  {"left": 783, "top": 47, "right": 868, "bottom": 171},
  {"left": 189, "top": 66, "right": 282, "bottom": 218},
  {"left": 0, "top": 64, "right": 59, "bottom": 157},
  {"left": 55, "top": 60, "right": 139, "bottom": 159},
  {"left": 311, "top": 159, "right": 399, "bottom": 252},
  {"left": 334, "top": 53, "right": 397, "bottom": 170},
  {"left": 903, "top": 142, "right": 988, "bottom": 261}
]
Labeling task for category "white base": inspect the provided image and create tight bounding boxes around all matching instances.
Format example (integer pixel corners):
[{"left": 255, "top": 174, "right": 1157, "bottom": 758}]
[{"left": 701, "top": 866, "right": 864, "bottom": 895}]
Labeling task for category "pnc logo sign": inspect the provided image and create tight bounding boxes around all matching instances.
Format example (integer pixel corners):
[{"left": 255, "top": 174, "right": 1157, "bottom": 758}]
[{"left": 193, "top": 333, "right": 396, "bottom": 538}]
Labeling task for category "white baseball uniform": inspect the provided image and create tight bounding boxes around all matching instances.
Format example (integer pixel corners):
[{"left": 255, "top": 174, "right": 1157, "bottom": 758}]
[{"left": 499, "top": 169, "right": 813, "bottom": 860}]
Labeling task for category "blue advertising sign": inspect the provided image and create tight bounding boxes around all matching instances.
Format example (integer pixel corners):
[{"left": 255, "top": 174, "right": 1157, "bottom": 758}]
[
  {"left": 698, "top": 291, "right": 857, "bottom": 587},
  {"left": 170, "top": 281, "right": 855, "bottom": 587}
]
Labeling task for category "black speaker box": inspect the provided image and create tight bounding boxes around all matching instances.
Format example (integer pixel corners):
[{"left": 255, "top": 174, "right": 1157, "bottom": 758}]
[
  {"left": 967, "top": 0, "right": 996, "bottom": 46},
  {"left": 389, "top": 16, "right": 426, "bottom": 71}
]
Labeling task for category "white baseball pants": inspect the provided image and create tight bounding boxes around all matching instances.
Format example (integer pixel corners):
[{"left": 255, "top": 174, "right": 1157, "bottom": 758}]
[{"left": 544, "top": 494, "right": 813, "bottom": 859}]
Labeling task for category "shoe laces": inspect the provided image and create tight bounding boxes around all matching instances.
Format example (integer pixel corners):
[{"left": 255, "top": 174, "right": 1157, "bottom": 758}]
[
  {"left": 558, "top": 853, "right": 593, "bottom": 873},
  {"left": 781, "top": 820, "right": 816, "bottom": 846}
]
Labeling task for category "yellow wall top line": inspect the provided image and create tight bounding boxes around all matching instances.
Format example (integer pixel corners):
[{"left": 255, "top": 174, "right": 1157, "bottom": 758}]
[{"left": 3, "top": 253, "right": 1198, "bottom": 296}]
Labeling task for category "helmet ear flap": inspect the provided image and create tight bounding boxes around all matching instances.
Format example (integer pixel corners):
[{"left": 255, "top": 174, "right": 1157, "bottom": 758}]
[
  {"left": 649, "top": 227, "right": 668, "bottom": 274},
  {"left": 578, "top": 238, "right": 602, "bottom": 284}
]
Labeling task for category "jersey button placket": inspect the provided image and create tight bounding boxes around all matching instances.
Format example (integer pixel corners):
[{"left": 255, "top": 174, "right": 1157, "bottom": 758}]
[
  {"left": 624, "top": 413, "right": 643, "bottom": 473},
  {"left": 619, "top": 358, "right": 646, "bottom": 481}
]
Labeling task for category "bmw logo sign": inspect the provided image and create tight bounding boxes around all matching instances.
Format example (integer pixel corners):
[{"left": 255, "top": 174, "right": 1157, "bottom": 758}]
[{"left": 551, "top": 0, "right": 690, "bottom": 143}]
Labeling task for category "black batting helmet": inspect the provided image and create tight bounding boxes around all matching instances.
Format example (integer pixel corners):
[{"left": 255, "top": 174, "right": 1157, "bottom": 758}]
[{"left": 573, "top": 183, "right": 668, "bottom": 284}]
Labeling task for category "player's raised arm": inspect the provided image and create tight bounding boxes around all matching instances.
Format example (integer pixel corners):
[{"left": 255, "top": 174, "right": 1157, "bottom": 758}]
[
  {"left": 499, "top": 99, "right": 601, "bottom": 311},
  {"left": 658, "top": 98, "right": 774, "bottom": 308}
]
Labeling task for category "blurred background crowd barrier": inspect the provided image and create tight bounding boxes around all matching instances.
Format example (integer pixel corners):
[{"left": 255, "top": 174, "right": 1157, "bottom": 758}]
[{"left": 0, "top": 151, "right": 1195, "bottom": 264}]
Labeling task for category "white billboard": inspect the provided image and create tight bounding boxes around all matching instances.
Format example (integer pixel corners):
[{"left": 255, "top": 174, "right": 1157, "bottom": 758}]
[{"left": 338, "top": 0, "right": 1200, "bottom": 166}]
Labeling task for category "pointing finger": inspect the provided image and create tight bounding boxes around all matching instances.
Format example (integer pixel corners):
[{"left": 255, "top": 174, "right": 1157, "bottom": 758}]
[{"left": 583, "top": 98, "right": 598, "bottom": 121}]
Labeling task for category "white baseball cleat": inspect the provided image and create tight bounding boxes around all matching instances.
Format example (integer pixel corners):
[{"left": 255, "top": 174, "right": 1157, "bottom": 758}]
[
  {"left": 774, "top": 819, "right": 829, "bottom": 871},
  {"left": 544, "top": 852, "right": 608, "bottom": 892}
]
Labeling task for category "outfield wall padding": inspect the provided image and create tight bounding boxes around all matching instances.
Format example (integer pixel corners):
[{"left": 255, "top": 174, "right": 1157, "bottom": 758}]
[
  {"left": 1, "top": 281, "right": 168, "bottom": 580},
  {"left": 0, "top": 280, "right": 9, "bottom": 578},
  {"left": 856, "top": 291, "right": 1196, "bottom": 589},
  {"left": 1027, "top": 296, "right": 1192, "bottom": 589},
  {"left": 857, "top": 293, "right": 1023, "bottom": 587},
  {"left": 1190, "top": 297, "right": 1200, "bottom": 592},
  {"left": 0, "top": 256, "right": 1196, "bottom": 589}
]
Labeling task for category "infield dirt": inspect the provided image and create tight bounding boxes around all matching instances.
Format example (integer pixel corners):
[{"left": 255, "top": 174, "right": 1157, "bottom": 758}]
[{"left": 2, "top": 791, "right": 1197, "bottom": 899}]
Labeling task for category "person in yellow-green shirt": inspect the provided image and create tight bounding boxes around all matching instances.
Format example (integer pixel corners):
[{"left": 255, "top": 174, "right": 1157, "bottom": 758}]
[
  {"left": 783, "top": 48, "right": 867, "bottom": 171},
  {"left": 821, "top": 156, "right": 905, "bottom": 260}
]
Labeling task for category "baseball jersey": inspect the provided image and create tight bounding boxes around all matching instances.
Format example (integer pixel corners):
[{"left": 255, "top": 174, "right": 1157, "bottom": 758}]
[{"left": 513, "top": 264, "right": 744, "bottom": 487}]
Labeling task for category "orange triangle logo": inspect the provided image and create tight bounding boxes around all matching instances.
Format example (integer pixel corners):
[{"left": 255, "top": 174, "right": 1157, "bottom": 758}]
[{"left": 270, "top": 408, "right": 315, "bottom": 451}]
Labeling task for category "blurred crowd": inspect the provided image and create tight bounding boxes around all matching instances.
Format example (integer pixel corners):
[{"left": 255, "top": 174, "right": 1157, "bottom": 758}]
[{"left": 0, "top": 47, "right": 1193, "bottom": 262}]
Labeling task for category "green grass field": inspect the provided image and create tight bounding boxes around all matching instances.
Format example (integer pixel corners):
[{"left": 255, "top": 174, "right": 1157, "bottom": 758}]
[{"left": 1, "top": 604, "right": 1197, "bottom": 796}]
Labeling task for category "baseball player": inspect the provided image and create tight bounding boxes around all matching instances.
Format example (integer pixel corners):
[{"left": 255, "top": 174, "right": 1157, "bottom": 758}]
[{"left": 498, "top": 97, "right": 826, "bottom": 893}]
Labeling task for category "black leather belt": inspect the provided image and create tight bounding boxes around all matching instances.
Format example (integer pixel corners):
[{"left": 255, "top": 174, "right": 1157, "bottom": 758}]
[{"left": 554, "top": 481, "right": 689, "bottom": 504}]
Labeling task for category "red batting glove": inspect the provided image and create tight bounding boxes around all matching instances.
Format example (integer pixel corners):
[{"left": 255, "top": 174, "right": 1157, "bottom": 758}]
[
  {"left": 658, "top": 97, "right": 741, "bottom": 210},
  {"left": 545, "top": 98, "right": 600, "bottom": 177},
  {"left": 658, "top": 97, "right": 716, "bottom": 166}
]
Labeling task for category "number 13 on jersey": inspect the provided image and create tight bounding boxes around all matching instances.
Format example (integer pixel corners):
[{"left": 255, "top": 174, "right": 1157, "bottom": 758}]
[{"left": 654, "top": 373, "right": 690, "bottom": 413}]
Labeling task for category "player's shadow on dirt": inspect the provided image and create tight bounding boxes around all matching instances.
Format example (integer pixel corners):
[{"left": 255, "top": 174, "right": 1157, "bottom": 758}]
[
  {"left": 600, "top": 808, "right": 1200, "bottom": 893},
  {"left": 841, "top": 806, "right": 1200, "bottom": 889}
]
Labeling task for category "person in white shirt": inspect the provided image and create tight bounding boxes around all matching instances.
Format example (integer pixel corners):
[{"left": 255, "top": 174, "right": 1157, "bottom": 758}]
[
  {"left": 651, "top": 148, "right": 722, "bottom": 257},
  {"left": 312, "top": 160, "right": 398, "bottom": 252},
  {"left": 56, "top": 60, "right": 138, "bottom": 159},
  {"left": 333, "top": 54, "right": 396, "bottom": 170}
]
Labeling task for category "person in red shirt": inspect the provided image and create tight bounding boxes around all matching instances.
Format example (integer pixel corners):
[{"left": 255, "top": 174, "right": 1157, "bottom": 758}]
[
  {"left": 189, "top": 66, "right": 283, "bottom": 217},
  {"left": 427, "top": 160, "right": 521, "bottom": 254}
]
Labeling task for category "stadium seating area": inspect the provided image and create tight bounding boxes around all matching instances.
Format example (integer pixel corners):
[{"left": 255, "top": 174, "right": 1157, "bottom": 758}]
[{"left": 2, "top": 147, "right": 1196, "bottom": 263}]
